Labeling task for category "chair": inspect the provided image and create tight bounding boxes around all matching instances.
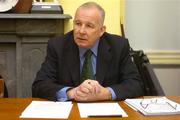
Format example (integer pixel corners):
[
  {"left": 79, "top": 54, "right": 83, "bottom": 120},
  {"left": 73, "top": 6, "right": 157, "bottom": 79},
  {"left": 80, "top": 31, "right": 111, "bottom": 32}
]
[
  {"left": 0, "top": 76, "right": 8, "bottom": 98},
  {"left": 130, "top": 49, "right": 165, "bottom": 96}
]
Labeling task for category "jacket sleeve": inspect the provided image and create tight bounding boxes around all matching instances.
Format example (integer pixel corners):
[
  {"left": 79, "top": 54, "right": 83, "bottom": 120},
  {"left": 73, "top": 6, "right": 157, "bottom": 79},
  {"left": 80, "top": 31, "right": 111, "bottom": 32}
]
[
  {"left": 32, "top": 38, "right": 64, "bottom": 101},
  {"left": 110, "top": 38, "right": 143, "bottom": 100}
]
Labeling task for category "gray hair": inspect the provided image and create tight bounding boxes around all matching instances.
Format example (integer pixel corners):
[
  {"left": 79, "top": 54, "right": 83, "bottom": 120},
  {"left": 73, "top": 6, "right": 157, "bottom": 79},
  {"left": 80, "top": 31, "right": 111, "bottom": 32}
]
[{"left": 77, "top": 2, "right": 105, "bottom": 24}]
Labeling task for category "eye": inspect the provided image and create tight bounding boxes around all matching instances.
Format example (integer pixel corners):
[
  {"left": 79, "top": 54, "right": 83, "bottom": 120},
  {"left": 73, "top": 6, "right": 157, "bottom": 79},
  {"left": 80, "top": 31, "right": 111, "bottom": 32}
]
[
  {"left": 74, "top": 21, "right": 81, "bottom": 26},
  {"left": 86, "top": 24, "right": 94, "bottom": 28}
]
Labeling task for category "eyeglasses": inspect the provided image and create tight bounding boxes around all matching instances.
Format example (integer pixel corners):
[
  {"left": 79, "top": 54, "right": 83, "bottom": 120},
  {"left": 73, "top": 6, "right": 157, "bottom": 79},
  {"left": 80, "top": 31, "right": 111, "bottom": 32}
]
[{"left": 140, "top": 98, "right": 178, "bottom": 110}]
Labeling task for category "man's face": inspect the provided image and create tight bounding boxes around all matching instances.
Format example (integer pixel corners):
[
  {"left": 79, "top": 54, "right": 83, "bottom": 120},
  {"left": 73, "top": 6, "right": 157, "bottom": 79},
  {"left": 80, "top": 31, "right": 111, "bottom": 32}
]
[{"left": 73, "top": 7, "right": 106, "bottom": 48}]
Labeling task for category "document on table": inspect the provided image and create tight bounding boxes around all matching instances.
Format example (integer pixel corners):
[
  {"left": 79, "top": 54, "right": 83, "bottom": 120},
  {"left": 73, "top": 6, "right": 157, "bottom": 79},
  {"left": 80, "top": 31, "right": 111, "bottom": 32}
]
[
  {"left": 124, "top": 97, "right": 180, "bottom": 116},
  {"left": 78, "top": 102, "right": 128, "bottom": 118},
  {"left": 19, "top": 101, "right": 73, "bottom": 119}
]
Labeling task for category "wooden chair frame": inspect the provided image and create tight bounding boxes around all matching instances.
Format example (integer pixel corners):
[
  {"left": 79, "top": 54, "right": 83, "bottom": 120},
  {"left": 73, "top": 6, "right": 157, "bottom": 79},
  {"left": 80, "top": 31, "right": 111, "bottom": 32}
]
[{"left": 0, "top": 78, "right": 5, "bottom": 98}]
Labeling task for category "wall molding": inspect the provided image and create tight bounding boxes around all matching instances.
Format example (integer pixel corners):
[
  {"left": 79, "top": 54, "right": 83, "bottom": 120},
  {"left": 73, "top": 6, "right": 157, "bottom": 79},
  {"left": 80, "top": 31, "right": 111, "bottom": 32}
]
[{"left": 145, "top": 50, "right": 180, "bottom": 65}]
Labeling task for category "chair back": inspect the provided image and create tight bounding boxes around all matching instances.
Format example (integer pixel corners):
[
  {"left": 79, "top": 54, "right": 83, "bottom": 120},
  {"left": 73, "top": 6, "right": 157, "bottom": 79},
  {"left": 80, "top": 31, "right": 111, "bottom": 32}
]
[{"left": 130, "top": 49, "right": 165, "bottom": 96}]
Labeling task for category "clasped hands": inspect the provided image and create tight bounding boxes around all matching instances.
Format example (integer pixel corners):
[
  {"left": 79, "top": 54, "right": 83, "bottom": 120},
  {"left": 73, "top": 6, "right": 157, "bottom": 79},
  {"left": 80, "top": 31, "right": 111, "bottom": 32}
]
[{"left": 67, "top": 79, "right": 111, "bottom": 102}]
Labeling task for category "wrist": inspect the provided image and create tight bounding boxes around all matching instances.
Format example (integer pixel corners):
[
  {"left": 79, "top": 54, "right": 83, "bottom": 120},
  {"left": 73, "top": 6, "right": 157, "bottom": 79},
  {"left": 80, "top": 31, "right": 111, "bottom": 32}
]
[
  {"left": 67, "top": 88, "right": 74, "bottom": 100},
  {"left": 104, "top": 88, "right": 112, "bottom": 100},
  {"left": 108, "top": 91, "right": 112, "bottom": 100}
]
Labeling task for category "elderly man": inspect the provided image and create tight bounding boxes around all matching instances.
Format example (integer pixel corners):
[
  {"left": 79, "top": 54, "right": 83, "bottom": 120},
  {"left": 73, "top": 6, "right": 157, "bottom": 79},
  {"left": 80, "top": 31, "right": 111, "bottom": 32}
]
[{"left": 32, "top": 2, "right": 143, "bottom": 101}]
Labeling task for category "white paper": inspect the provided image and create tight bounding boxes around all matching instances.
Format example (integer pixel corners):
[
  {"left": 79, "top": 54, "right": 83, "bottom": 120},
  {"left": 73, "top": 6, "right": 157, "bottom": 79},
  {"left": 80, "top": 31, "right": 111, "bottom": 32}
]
[
  {"left": 20, "top": 101, "right": 73, "bottom": 119},
  {"left": 124, "top": 97, "right": 180, "bottom": 116},
  {"left": 78, "top": 102, "right": 128, "bottom": 118}
]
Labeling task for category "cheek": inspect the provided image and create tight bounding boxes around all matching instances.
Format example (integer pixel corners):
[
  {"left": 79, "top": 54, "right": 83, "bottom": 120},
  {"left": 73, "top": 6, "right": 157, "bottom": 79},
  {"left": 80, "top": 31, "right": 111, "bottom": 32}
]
[
  {"left": 73, "top": 29, "right": 78, "bottom": 36},
  {"left": 74, "top": 39, "right": 78, "bottom": 44},
  {"left": 90, "top": 32, "right": 101, "bottom": 40},
  {"left": 89, "top": 36, "right": 98, "bottom": 45}
]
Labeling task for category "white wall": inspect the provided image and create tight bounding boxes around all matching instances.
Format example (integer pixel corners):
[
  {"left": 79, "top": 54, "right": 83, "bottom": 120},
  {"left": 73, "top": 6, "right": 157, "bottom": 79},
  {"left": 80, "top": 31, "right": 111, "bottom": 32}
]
[
  {"left": 125, "top": 0, "right": 180, "bottom": 95},
  {"left": 154, "top": 67, "right": 180, "bottom": 96},
  {"left": 125, "top": 0, "right": 180, "bottom": 51}
]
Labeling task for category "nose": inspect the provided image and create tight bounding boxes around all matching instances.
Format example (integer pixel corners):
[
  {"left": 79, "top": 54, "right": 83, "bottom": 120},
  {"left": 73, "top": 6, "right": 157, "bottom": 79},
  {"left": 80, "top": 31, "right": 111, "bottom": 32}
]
[{"left": 79, "top": 25, "right": 86, "bottom": 34}]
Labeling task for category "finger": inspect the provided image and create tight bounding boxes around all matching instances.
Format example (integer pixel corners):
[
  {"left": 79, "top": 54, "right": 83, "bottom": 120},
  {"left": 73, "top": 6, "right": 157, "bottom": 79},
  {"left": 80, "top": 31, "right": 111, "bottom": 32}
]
[
  {"left": 79, "top": 85, "right": 91, "bottom": 94},
  {"left": 75, "top": 88, "right": 88, "bottom": 98},
  {"left": 88, "top": 80, "right": 101, "bottom": 94},
  {"left": 75, "top": 96, "right": 88, "bottom": 101},
  {"left": 94, "top": 81, "right": 102, "bottom": 93},
  {"left": 81, "top": 80, "right": 94, "bottom": 92},
  {"left": 74, "top": 90, "right": 88, "bottom": 101}
]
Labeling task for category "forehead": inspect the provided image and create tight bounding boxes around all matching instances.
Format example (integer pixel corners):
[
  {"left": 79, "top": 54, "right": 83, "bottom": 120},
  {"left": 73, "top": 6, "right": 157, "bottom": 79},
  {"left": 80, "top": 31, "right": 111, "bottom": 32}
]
[{"left": 74, "top": 7, "right": 101, "bottom": 23}]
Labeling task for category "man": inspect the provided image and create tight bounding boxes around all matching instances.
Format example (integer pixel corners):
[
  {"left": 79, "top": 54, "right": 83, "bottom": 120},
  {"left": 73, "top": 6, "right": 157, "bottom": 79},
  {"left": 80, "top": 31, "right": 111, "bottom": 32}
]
[{"left": 32, "top": 2, "right": 143, "bottom": 101}]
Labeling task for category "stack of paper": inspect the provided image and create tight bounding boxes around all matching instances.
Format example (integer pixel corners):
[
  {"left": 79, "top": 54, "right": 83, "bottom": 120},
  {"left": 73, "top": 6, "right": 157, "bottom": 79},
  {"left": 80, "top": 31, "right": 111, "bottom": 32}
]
[
  {"left": 20, "top": 101, "right": 73, "bottom": 119},
  {"left": 78, "top": 102, "right": 128, "bottom": 118},
  {"left": 124, "top": 97, "right": 180, "bottom": 116}
]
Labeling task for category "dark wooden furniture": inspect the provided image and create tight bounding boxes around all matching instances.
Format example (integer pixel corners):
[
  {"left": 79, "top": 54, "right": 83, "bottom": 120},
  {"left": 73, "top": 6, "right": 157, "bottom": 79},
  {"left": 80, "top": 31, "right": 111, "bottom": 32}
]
[
  {"left": 0, "top": 78, "right": 8, "bottom": 98},
  {"left": 0, "top": 96, "right": 179, "bottom": 120},
  {"left": 0, "top": 13, "right": 71, "bottom": 98},
  {"left": 0, "top": 79, "right": 4, "bottom": 98}
]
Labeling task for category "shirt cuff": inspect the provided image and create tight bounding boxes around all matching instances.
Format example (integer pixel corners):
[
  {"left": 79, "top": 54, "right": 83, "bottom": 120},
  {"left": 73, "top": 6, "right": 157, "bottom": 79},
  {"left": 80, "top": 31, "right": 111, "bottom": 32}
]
[
  {"left": 107, "top": 87, "right": 117, "bottom": 100},
  {"left": 56, "top": 87, "right": 71, "bottom": 102}
]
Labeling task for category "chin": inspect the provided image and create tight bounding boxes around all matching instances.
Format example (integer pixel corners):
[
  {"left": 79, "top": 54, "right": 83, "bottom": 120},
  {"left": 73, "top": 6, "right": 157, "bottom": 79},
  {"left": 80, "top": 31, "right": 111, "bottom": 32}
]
[
  {"left": 78, "top": 43, "right": 91, "bottom": 49},
  {"left": 75, "top": 39, "right": 91, "bottom": 48},
  {"left": 79, "top": 45, "right": 89, "bottom": 48}
]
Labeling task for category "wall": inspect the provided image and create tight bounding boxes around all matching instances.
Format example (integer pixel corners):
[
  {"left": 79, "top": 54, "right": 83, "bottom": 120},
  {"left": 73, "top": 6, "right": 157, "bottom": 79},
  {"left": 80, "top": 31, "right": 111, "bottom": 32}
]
[
  {"left": 125, "top": 0, "right": 180, "bottom": 95},
  {"left": 60, "top": 0, "right": 123, "bottom": 35},
  {"left": 154, "top": 66, "right": 180, "bottom": 96},
  {"left": 125, "top": 0, "right": 180, "bottom": 51}
]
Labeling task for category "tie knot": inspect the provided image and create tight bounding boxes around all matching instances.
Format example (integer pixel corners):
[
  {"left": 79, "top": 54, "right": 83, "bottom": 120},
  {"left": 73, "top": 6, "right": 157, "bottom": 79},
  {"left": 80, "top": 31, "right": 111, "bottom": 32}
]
[{"left": 84, "top": 49, "right": 93, "bottom": 58}]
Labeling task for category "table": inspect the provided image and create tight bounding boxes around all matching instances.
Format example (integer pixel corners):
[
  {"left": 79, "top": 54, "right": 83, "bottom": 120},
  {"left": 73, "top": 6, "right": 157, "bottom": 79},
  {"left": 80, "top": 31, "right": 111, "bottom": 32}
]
[{"left": 0, "top": 96, "right": 179, "bottom": 120}]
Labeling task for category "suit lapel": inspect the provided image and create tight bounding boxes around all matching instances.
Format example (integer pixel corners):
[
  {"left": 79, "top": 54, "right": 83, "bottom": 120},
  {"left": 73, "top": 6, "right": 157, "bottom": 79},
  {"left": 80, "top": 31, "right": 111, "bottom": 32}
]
[
  {"left": 96, "top": 37, "right": 112, "bottom": 84},
  {"left": 65, "top": 37, "right": 80, "bottom": 86}
]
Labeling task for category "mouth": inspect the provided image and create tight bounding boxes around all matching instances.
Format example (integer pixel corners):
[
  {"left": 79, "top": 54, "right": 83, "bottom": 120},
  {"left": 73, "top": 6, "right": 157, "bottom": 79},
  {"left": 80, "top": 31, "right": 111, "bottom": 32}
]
[{"left": 77, "top": 37, "right": 87, "bottom": 41}]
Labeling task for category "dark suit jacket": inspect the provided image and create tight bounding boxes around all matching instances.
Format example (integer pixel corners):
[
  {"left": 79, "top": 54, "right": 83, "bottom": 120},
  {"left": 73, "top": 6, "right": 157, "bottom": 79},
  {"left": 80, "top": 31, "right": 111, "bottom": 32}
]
[{"left": 32, "top": 31, "right": 143, "bottom": 101}]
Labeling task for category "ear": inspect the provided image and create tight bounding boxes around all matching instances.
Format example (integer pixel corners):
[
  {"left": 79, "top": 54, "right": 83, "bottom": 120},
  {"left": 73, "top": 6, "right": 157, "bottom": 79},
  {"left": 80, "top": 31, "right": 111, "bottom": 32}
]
[{"left": 100, "top": 25, "right": 106, "bottom": 36}]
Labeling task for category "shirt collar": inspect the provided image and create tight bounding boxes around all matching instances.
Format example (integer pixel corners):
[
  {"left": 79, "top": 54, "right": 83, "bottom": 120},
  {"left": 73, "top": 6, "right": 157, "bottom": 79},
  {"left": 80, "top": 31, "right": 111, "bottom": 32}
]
[{"left": 79, "top": 40, "right": 99, "bottom": 58}]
